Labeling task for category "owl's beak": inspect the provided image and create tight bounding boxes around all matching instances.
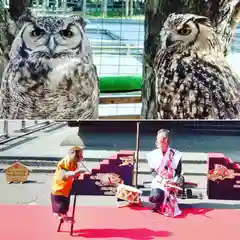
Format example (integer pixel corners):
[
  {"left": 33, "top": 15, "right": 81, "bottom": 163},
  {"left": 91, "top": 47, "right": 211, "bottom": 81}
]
[
  {"left": 165, "top": 34, "right": 175, "bottom": 47},
  {"left": 47, "top": 37, "right": 56, "bottom": 55}
]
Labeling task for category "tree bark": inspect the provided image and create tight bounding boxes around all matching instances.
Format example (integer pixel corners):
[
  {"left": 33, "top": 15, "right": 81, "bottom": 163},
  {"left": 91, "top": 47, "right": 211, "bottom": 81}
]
[
  {"left": 141, "top": 0, "right": 240, "bottom": 119},
  {"left": 0, "top": 0, "right": 30, "bottom": 79}
]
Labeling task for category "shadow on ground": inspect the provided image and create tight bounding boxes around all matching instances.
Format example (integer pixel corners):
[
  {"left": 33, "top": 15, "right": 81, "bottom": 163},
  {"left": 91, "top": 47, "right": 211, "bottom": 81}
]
[
  {"left": 7, "top": 180, "right": 45, "bottom": 184},
  {"left": 180, "top": 202, "right": 240, "bottom": 209},
  {"left": 138, "top": 200, "right": 240, "bottom": 210},
  {"left": 73, "top": 228, "right": 172, "bottom": 239}
]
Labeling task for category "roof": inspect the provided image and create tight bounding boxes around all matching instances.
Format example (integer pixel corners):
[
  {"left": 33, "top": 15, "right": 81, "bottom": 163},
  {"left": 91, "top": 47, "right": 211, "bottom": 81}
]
[{"left": 3, "top": 162, "right": 30, "bottom": 172}]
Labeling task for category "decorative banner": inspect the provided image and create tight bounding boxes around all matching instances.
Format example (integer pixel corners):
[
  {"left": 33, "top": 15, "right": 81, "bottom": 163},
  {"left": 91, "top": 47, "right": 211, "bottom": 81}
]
[
  {"left": 71, "top": 151, "right": 134, "bottom": 196},
  {"left": 207, "top": 153, "right": 240, "bottom": 200},
  {"left": 208, "top": 164, "right": 238, "bottom": 182},
  {"left": 93, "top": 173, "right": 124, "bottom": 195}
]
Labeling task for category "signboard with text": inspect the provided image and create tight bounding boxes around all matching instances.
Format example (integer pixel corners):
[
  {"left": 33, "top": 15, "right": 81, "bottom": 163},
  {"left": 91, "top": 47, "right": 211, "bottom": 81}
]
[{"left": 3, "top": 162, "right": 30, "bottom": 184}]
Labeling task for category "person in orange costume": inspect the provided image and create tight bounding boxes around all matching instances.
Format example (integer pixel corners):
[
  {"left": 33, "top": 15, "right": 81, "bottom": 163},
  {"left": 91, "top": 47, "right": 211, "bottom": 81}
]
[{"left": 51, "top": 146, "right": 84, "bottom": 221}]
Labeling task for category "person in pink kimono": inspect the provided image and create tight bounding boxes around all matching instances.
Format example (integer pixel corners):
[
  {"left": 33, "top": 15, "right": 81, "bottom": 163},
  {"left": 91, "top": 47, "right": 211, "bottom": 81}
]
[{"left": 146, "top": 129, "right": 182, "bottom": 216}]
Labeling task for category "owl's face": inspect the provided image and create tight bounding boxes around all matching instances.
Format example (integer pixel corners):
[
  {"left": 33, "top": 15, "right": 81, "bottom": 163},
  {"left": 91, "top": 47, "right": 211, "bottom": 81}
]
[
  {"left": 160, "top": 13, "right": 214, "bottom": 50},
  {"left": 13, "top": 11, "right": 88, "bottom": 59}
]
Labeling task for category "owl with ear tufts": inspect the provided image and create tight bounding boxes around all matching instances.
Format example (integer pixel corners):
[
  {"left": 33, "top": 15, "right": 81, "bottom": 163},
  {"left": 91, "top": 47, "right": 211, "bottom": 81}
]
[
  {"left": 0, "top": 9, "right": 99, "bottom": 120},
  {"left": 154, "top": 13, "right": 240, "bottom": 119}
]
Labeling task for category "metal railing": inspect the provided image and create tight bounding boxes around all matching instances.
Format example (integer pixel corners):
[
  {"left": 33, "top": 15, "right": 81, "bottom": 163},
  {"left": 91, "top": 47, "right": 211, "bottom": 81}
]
[
  {"left": 18, "top": 120, "right": 50, "bottom": 133},
  {"left": 0, "top": 120, "right": 59, "bottom": 145},
  {"left": 93, "top": 47, "right": 143, "bottom": 56}
]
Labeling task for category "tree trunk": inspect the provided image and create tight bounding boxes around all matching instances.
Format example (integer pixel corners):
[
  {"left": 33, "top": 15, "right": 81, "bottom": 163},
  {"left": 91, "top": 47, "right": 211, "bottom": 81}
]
[
  {"left": 0, "top": 0, "right": 30, "bottom": 79},
  {"left": 141, "top": 0, "right": 240, "bottom": 119}
]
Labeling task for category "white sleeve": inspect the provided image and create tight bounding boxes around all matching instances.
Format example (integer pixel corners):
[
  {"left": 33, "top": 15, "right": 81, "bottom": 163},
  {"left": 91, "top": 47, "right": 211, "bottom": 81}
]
[{"left": 146, "top": 152, "right": 155, "bottom": 169}]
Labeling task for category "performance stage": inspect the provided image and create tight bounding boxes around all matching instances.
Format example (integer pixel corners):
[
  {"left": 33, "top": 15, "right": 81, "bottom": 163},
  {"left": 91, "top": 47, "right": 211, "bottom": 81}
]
[{"left": 1, "top": 204, "right": 239, "bottom": 240}]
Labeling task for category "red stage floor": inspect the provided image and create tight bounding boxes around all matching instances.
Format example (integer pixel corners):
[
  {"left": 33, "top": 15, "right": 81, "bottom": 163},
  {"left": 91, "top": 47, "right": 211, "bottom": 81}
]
[{"left": 0, "top": 205, "right": 239, "bottom": 240}]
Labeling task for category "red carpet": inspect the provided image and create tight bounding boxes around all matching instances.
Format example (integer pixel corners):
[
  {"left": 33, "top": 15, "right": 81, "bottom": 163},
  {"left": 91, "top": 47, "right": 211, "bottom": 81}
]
[{"left": 0, "top": 205, "right": 239, "bottom": 240}]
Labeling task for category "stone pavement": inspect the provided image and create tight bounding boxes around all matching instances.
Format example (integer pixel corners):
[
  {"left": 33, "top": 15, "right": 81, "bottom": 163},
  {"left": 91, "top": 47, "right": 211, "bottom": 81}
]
[{"left": 0, "top": 172, "right": 116, "bottom": 206}]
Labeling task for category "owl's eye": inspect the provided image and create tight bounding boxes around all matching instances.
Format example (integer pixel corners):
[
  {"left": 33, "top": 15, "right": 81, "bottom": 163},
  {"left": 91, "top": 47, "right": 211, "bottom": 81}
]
[
  {"left": 178, "top": 27, "right": 192, "bottom": 36},
  {"left": 31, "top": 28, "right": 44, "bottom": 37},
  {"left": 60, "top": 29, "right": 74, "bottom": 38}
]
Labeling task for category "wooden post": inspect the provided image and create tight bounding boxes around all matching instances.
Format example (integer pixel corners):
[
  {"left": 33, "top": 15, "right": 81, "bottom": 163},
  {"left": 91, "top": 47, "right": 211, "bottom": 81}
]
[
  {"left": 57, "top": 218, "right": 64, "bottom": 232},
  {"left": 134, "top": 122, "right": 140, "bottom": 188},
  {"left": 70, "top": 177, "right": 78, "bottom": 236}
]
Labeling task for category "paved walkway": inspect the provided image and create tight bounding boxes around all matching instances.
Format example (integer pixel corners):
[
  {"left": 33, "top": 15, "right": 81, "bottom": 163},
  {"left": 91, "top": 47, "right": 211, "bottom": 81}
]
[{"left": 1, "top": 172, "right": 240, "bottom": 207}]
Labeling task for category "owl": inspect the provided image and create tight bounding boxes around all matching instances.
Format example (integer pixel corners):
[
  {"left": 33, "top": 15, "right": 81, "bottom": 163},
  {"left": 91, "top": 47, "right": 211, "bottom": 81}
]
[
  {"left": 154, "top": 13, "right": 240, "bottom": 119},
  {"left": 0, "top": 9, "right": 99, "bottom": 120}
]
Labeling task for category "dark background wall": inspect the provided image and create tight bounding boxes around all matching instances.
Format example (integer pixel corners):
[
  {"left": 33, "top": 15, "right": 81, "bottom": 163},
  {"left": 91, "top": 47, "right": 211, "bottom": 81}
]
[
  {"left": 68, "top": 120, "right": 240, "bottom": 135},
  {"left": 66, "top": 121, "right": 240, "bottom": 161}
]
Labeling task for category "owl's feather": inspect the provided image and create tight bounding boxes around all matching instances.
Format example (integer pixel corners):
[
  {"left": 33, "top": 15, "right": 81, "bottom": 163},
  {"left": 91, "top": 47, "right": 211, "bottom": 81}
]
[
  {"left": 154, "top": 13, "right": 240, "bottom": 119},
  {"left": 0, "top": 10, "right": 99, "bottom": 120}
]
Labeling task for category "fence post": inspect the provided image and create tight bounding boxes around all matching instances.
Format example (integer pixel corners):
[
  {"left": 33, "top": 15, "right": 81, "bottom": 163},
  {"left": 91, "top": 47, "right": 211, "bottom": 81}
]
[
  {"left": 82, "top": 0, "right": 87, "bottom": 15},
  {"left": 3, "top": 120, "right": 9, "bottom": 138},
  {"left": 129, "top": 0, "right": 133, "bottom": 17},
  {"left": 125, "top": 0, "right": 129, "bottom": 17},
  {"left": 21, "top": 120, "right": 26, "bottom": 132},
  {"left": 102, "top": 0, "right": 108, "bottom": 17}
]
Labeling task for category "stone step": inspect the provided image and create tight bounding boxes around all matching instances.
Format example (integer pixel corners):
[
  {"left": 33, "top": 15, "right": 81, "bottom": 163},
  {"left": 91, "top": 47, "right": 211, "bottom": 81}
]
[
  {"left": 0, "top": 151, "right": 208, "bottom": 164},
  {"left": 0, "top": 163, "right": 208, "bottom": 189},
  {"left": 0, "top": 162, "right": 100, "bottom": 174},
  {"left": 0, "top": 160, "right": 208, "bottom": 175}
]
